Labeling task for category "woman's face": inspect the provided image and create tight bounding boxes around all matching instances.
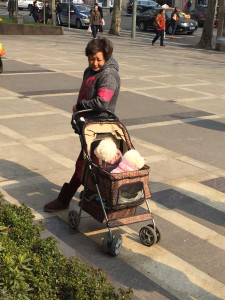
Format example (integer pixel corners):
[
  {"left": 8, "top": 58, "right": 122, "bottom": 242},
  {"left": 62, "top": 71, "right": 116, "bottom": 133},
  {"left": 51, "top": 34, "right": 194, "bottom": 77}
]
[{"left": 88, "top": 51, "right": 105, "bottom": 72}]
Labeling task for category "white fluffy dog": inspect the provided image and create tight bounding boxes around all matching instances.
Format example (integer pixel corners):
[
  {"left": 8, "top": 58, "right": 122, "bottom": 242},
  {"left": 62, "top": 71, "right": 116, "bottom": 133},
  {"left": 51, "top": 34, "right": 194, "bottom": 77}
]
[
  {"left": 94, "top": 138, "right": 145, "bottom": 173},
  {"left": 94, "top": 138, "right": 120, "bottom": 164},
  {"left": 123, "top": 149, "right": 145, "bottom": 170}
]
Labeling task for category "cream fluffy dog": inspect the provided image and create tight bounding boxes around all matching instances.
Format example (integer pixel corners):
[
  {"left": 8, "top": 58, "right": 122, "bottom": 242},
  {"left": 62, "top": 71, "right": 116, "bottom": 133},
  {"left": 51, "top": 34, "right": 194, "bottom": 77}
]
[{"left": 94, "top": 138, "right": 145, "bottom": 173}]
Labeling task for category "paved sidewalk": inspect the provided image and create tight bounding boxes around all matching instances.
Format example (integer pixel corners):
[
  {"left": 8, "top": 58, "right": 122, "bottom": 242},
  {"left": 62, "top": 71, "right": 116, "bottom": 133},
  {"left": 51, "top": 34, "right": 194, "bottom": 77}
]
[{"left": 0, "top": 31, "right": 225, "bottom": 299}]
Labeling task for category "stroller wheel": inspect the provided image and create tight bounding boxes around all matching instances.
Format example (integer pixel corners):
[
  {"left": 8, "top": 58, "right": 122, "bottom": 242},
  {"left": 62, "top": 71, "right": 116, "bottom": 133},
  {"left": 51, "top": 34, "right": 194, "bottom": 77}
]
[
  {"left": 102, "top": 232, "right": 112, "bottom": 254},
  {"left": 148, "top": 224, "right": 161, "bottom": 243},
  {"left": 139, "top": 226, "right": 157, "bottom": 247},
  {"left": 109, "top": 235, "right": 122, "bottom": 256},
  {"left": 68, "top": 210, "right": 80, "bottom": 230}
]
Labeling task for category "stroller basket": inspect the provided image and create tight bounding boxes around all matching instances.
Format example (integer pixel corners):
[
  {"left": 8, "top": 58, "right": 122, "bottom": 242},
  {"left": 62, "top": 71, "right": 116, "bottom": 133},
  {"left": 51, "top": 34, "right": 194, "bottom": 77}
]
[{"left": 82, "top": 161, "right": 151, "bottom": 210}]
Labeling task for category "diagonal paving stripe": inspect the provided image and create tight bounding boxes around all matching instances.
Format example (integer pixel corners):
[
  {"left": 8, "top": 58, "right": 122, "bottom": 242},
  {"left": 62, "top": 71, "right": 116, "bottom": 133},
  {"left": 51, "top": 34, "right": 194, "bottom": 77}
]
[
  {"left": 164, "top": 180, "right": 225, "bottom": 213},
  {"left": 83, "top": 225, "right": 225, "bottom": 300},
  {"left": 120, "top": 226, "right": 225, "bottom": 300},
  {"left": 149, "top": 201, "right": 225, "bottom": 251},
  {"left": 126, "top": 114, "right": 225, "bottom": 131},
  {"left": 132, "top": 136, "right": 225, "bottom": 177},
  {"left": 0, "top": 124, "right": 74, "bottom": 169},
  {"left": 0, "top": 111, "right": 57, "bottom": 120}
]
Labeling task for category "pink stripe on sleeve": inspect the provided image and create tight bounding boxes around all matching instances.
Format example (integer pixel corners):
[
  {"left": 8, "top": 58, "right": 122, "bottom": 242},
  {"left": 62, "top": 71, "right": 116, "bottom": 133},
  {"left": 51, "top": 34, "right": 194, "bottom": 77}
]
[{"left": 97, "top": 88, "right": 114, "bottom": 102}]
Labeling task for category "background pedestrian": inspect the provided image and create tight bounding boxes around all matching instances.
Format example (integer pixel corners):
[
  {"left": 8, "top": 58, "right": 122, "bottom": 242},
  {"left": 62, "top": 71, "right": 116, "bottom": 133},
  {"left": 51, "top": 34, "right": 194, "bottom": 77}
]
[
  {"left": 185, "top": 0, "right": 192, "bottom": 13},
  {"left": 95, "top": 2, "right": 103, "bottom": 33},
  {"left": 109, "top": 0, "right": 113, "bottom": 14},
  {"left": 29, "top": 1, "right": 39, "bottom": 23},
  {"left": 7, "top": 0, "right": 15, "bottom": 19},
  {"left": 152, "top": 9, "right": 166, "bottom": 47},
  {"left": 89, "top": 4, "right": 102, "bottom": 39},
  {"left": 42, "top": 1, "right": 52, "bottom": 24},
  {"left": 171, "top": 7, "right": 179, "bottom": 39},
  {"left": 55, "top": 0, "right": 61, "bottom": 26}
]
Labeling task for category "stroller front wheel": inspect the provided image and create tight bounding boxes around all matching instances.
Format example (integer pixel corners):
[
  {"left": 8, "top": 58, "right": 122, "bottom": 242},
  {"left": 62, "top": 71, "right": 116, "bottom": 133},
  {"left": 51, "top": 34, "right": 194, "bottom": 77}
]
[
  {"left": 68, "top": 210, "right": 80, "bottom": 229},
  {"left": 102, "top": 232, "right": 112, "bottom": 254},
  {"left": 147, "top": 224, "right": 161, "bottom": 243},
  {"left": 139, "top": 226, "right": 157, "bottom": 247},
  {"left": 109, "top": 235, "right": 123, "bottom": 256}
]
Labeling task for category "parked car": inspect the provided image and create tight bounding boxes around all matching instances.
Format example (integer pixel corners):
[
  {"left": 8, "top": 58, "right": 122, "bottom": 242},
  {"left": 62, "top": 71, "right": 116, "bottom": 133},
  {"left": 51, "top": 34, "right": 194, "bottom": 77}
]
[
  {"left": 136, "top": 8, "right": 198, "bottom": 35},
  {"left": 6, "top": 0, "right": 43, "bottom": 10},
  {"left": 190, "top": 5, "right": 219, "bottom": 27},
  {"left": 58, "top": 2, "right": 90, "bottom": 28},
  {"left": 126, "top": 0, "right": 160, "bottom": 14},
  {"left": 180, "top": 11, "right": 190, "bottom": 19}
]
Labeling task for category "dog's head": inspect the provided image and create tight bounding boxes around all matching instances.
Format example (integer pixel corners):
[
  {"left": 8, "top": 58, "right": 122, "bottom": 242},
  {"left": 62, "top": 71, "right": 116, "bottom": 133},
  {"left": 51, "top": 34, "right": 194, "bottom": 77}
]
[
  {"left": 94, "top": 138, "right": 118, "bottom": 163},
  {"left": 123, "top": 150, "right": 145, "bottom": 169}
]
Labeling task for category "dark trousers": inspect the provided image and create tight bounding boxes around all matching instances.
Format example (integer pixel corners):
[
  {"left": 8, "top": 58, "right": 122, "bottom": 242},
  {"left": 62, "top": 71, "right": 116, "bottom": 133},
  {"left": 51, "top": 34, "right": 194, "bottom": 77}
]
[
  {"left": 152, "top": 30, "right": 164, "bottom": 46},
  {"left": 69, "top": 150, "right": 99, "bottom": 188},
  {"left": 33, "top": 15, "right": 39, "bottom": 22},
  {"left": 8, "top": 10, "right": 14, "bottom": 19},
  {"left": 91, "top": 25, "right": 100, "bottom": 38},
  {"left": 171, "top": 22, "right": 177, "bottom": 35}
]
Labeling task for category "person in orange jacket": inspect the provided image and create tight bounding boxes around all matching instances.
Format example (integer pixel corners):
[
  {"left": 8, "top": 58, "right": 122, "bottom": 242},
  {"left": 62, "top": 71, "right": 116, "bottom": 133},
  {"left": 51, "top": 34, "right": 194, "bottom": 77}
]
[{"left": 152, "top": 9, "right": 166, "bottom": 47}]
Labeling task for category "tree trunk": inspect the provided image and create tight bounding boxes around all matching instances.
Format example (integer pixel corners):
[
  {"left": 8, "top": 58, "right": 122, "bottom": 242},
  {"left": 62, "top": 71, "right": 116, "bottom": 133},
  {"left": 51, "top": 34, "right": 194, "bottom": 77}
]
[
  {"left": 197, "top": 0, "right": 218, "bottom": 50},
  {"left": 108, "top": 0, "right": 122, "bottom": 36}
]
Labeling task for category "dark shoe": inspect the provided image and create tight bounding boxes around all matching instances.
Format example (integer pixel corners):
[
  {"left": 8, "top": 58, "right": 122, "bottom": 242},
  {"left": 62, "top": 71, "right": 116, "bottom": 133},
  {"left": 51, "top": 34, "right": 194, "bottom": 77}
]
[
  {"left": 160, "top": 45, "right": 165, "bottom": 47},
  {"left": 44, "top": 183, "right": 76, "bottom": 212},
  {"left": 152, "top": 42, "right": 154, "bottom": 46}
]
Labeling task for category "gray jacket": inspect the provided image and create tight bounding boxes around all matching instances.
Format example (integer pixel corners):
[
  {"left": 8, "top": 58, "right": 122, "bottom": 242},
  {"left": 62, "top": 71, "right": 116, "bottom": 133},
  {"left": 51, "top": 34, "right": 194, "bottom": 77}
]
[{"left": 76, "top": 57, "right": 120, "bottom": 113}]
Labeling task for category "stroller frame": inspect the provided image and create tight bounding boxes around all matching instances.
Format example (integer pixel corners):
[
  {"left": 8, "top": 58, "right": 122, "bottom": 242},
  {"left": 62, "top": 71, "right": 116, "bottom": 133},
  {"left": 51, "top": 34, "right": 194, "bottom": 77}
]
[{"left": 68, "top": 110, "right": 161, "bottom": 256}]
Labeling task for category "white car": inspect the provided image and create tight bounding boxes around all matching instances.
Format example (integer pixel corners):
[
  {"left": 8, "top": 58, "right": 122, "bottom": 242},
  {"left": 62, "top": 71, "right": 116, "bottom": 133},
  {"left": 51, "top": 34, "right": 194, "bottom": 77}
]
[{"left": 6, "top": 0, "right": 43, "bottom": 10}]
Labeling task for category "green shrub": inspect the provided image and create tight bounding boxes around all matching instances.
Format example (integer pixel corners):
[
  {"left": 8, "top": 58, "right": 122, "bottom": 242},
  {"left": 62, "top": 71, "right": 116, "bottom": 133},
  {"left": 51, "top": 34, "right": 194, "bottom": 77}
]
[{"left": 0, "top": 193, "right": 133, "bottom": 300}]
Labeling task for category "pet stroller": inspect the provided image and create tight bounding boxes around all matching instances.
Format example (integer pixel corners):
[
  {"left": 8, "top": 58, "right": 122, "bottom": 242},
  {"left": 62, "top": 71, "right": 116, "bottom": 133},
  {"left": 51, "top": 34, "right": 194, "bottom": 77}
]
[{"left": 68, "top": 110, "right": 161, "bottom": 256}]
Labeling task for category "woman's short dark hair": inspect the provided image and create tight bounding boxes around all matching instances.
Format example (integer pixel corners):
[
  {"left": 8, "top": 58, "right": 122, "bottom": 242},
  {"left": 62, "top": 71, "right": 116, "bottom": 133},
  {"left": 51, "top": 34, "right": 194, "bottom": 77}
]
[
  {"left": 158, "top": 9, "right": 164, "bottom": 14},
  {"left": 85, "top": 37, "right": 113, "bottom": 62}
]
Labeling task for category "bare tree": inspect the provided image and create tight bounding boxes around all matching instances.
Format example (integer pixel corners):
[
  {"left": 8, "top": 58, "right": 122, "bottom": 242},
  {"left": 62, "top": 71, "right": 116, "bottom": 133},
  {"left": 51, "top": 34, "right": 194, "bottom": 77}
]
[
  {"left": 108, "top": 0, "right": 122, "bottom": 36},
  {"left": 197, "top": 0, "right": 218, "bottom": 50}
]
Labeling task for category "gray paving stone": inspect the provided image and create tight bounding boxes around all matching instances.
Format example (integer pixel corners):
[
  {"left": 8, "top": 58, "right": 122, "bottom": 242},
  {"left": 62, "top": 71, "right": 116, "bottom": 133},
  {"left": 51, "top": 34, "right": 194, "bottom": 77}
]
[{"left": 201, "top": 177, "right": 225, "bottom": 194}]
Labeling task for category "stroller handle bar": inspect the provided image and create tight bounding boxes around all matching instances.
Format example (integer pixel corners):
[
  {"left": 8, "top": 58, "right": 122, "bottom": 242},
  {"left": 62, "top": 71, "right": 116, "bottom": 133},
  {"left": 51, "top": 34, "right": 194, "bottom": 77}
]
[{"left": 71, "top": 109, "right": 119, "bottom": 134}]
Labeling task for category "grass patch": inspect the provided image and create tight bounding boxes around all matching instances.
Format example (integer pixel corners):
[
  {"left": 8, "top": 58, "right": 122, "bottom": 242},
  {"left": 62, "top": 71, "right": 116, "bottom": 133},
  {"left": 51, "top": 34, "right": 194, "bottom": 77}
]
[{"left": 0, "top": 17, "right": 55, "bottom": 26}]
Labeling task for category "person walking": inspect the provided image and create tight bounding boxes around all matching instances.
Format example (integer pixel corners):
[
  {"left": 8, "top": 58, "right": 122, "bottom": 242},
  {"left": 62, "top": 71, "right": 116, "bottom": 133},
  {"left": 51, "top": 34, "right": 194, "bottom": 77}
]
[
  {"left": 41, "top": 1, "right": 52, "bottom": 24},
  {"left": 95, "top": 2, "right": 104, "bottom": 32},
  {"left": 44, "top": 37, "right": 121, "bottom": 212},
  {"left": 152, "top": 9, "right": 166, "bottom": 47},
  {"left": 7, "top": 0, "right": 15, "bottom": 19},
  {"left": 185, "top": 0, "right": 192, "bottom": 14},
  {"left": 55, "top": 0, "right": 61, "bottom": 26},
  {"left": 89, "top": 4, "right": 102, "bottom": 39},
  {"left": 171, "top": 7, "right": 179, "bottom": 39},
  {"left": 29, "top": 1, "right": 39, "bottom": 23},
  {"left": 109, "top": 0, "right": 113, "bottom": 14}
]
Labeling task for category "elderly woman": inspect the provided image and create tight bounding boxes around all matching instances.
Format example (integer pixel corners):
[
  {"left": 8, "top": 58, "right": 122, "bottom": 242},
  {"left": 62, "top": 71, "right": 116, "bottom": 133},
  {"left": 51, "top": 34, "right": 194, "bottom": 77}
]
[{"left": 44, "top": 37, "right": 120, "bottom": 212}]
